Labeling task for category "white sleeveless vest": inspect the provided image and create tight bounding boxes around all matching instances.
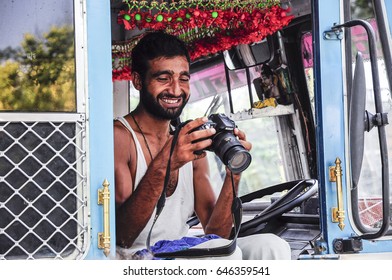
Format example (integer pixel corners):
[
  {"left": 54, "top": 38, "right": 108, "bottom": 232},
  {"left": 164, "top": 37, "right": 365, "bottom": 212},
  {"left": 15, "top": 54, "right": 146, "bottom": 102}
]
[{"left": 116, "top": 117, "right": 195, "bottom": 255}]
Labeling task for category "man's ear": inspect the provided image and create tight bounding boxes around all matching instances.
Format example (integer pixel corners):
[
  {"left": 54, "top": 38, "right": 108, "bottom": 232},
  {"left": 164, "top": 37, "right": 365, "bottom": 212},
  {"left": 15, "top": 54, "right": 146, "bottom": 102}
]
[{"left": 132, "top": 72, "right": 142, "bottom": 90}]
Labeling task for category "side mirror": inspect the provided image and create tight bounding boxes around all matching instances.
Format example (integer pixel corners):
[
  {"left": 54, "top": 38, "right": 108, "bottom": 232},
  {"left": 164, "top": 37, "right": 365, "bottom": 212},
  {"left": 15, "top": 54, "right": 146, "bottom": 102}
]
[
  {"left": 349, "top": 52, "right": 366, "bottom": 190},
  {"left": 223, "top": 36, "right": 274, "bottom": 70}
]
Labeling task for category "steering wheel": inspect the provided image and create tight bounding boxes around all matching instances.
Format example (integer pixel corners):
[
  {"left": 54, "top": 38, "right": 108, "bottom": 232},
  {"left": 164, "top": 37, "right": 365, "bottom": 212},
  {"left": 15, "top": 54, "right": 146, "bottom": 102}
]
[{"left": 234, "top": 179, "right": 318, "bottom": 238}]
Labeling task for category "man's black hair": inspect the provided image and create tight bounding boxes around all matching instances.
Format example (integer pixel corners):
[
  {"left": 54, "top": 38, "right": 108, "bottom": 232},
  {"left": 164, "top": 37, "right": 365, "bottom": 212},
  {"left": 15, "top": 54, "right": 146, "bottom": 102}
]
[
  {"left": 261, "top": 64, "right": 274, "bottom": 77},
  {"left": 131, "top": 32, "right": 191, "bottom": 79}
]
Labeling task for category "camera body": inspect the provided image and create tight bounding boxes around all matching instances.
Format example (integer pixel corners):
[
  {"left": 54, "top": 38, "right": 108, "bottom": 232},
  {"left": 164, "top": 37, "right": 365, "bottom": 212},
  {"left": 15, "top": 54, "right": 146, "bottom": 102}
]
[{"left": 193, "top": 113, "right": 252, "bottom": 173}]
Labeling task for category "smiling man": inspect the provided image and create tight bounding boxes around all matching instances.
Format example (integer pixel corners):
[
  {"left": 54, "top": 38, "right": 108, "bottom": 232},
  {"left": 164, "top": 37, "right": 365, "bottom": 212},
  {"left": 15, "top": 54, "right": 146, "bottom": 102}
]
[{"left": 113, "top": 31, "right": 291, "bottom": 260}]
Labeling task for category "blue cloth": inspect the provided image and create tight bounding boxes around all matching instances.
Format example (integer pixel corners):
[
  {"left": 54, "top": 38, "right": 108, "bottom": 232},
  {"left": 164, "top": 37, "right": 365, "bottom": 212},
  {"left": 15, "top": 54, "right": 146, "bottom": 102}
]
[{"left": 133, "top": 234, "right": 221, "bottom": 260}]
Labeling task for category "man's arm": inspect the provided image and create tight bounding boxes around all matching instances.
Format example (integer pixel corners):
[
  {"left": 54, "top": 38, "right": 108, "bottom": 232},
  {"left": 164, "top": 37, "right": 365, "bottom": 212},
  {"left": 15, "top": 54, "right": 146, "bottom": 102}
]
[
  {"left": 114, "top": 122, "right": 169, "bottom": 248},
  {"left": 115, "top": 153, "right": 171, "bottom": 248},
  {"left": 193, "top": 157, "right": 240, "bottom": 238},
  {"left": 193, "top": 127, "right": 251, "bottom": 238}
]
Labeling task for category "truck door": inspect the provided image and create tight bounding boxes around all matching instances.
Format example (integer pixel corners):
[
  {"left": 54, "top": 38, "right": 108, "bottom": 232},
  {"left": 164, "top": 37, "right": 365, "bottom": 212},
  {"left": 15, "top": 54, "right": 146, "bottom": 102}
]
[
  {"left": 314, "top": 0, "right": 392, "bottom": 257},
  {"left": 0, "top": 0, "right": 115, "bottom": 259}
]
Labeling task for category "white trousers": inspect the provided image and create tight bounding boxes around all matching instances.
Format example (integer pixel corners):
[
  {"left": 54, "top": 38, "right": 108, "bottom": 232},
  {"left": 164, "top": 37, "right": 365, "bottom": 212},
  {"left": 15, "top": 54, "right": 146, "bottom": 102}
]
[{"left": 189, "top": 233, "right": 291, "bottom": 260}]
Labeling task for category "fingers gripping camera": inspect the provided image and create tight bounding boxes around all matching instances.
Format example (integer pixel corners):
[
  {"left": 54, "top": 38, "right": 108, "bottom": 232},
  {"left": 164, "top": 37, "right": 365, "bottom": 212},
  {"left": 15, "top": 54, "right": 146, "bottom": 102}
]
[{"left": 192, "top": 113, "right": 252, "bottom": 173}]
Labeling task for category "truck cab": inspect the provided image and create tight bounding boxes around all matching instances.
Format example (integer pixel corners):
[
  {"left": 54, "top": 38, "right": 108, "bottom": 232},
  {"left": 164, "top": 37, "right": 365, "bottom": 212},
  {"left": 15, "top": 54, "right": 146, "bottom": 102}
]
[{"left": 0, "top": 0, "right": 391, "bottom": 260}]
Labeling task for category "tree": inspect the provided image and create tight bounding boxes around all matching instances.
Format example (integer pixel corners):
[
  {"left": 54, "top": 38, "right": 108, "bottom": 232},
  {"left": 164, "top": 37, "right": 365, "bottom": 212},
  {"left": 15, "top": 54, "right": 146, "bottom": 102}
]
[
  {"left": 0, "top": 26, "right": 76, "bottom": 111},
  {"left": 351, "top": 0, "right": 374, "bottom": 19}
]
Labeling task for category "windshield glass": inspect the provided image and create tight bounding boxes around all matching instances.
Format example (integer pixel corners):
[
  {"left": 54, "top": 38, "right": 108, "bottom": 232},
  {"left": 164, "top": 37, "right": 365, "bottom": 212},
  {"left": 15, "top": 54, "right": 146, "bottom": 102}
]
[{"left": 183, "top": 62, "right": 287, "bottom": 197}]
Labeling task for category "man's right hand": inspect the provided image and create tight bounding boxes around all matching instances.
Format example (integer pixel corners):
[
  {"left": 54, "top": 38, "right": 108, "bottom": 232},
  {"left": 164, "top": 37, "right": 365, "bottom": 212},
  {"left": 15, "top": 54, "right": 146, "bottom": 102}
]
[{"left": 168, "top": 117, "right": 216, "bottom": 170}]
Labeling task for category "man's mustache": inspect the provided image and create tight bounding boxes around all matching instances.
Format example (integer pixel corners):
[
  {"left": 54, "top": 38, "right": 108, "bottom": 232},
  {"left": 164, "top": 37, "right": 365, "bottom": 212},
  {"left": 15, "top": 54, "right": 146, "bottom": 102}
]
[{"left": 158, "top": 92, "right": 187, "bottom": 99}]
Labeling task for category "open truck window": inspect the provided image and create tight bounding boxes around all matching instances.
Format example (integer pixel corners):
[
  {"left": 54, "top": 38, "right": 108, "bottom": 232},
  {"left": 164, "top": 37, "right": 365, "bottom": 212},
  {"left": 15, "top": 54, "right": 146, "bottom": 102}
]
[{"left": 0, "top": 0, "right": 76, "bottom": 112}]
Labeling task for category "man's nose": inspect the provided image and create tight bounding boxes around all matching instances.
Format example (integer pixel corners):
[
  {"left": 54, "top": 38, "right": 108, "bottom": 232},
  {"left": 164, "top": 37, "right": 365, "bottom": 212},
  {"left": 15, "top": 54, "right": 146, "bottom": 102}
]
[{"left": 170, "top": 79, "right": 182, "bottom": 96}]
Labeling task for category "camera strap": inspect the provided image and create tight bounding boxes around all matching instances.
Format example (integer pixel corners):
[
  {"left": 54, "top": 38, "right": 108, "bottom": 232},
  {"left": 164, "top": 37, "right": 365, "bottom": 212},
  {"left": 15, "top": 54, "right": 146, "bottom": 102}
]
[{"left": 146, "top": 122, "right": 242, "bottom": 258}]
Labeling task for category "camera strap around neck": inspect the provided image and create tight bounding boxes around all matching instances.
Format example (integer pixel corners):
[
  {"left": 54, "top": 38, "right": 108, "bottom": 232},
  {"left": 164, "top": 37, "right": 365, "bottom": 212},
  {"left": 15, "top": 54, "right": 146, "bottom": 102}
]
[{"left": 146, "top": 122, "right": 242, "bottom": 258}]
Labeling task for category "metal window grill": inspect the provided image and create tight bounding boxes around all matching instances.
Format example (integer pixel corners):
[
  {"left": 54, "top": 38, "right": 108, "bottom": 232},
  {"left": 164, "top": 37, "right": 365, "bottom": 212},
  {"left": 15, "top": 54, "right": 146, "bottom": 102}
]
[{"left": 0, "top": 114, "right": 89, "bottom": 260}]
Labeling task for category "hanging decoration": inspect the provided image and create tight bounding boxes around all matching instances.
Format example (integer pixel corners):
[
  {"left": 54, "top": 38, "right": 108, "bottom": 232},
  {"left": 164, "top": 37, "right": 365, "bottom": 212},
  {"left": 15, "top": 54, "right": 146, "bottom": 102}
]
[{"left": 112, "top": 0, "right": 294, "bottom": 81}]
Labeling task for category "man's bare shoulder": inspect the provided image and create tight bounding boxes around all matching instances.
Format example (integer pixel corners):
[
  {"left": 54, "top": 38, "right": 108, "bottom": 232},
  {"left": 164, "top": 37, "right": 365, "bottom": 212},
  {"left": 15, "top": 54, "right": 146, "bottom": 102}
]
[
  {"left": 113, "top": 119, "right": 135, "bottom": 148},
  {"left": 114, "top": 118, "right": 130, "bottom": 134}
]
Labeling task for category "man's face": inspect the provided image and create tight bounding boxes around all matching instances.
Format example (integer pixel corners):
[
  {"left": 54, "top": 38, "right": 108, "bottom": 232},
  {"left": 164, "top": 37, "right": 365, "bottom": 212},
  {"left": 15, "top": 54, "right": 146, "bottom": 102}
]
[
  {"left": 138, "top": 56, "right": 190, "bottom": 120},
  {"left": 261, "top": 72, "right": 271, "bottom": 86}
]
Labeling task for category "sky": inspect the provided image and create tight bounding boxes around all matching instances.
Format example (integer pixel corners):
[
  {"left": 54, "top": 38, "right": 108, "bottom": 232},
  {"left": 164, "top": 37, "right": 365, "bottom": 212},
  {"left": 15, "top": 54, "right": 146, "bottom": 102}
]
[{"left": 0, "top": 0, "right": 73, "bottom": 49}]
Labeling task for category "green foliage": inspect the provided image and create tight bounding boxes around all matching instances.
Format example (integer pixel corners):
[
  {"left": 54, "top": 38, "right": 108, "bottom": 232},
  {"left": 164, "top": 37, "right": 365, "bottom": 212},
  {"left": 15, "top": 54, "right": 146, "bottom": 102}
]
[
  {"left": 0, "top": 26, "right": 76, "bottom": 111},
  {"left": 351, "top": 0, "right": 374, "bottom": 19}
]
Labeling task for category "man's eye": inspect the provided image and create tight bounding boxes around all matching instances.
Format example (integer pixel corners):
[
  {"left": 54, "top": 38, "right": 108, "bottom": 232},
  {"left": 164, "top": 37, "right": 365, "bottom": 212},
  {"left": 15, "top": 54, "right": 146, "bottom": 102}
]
[
  {"left": 180, "top": 77, "right": 190, "bottom": 82},
  {"left": 157, "top": 77, "right": 170, "bottom": 82}
]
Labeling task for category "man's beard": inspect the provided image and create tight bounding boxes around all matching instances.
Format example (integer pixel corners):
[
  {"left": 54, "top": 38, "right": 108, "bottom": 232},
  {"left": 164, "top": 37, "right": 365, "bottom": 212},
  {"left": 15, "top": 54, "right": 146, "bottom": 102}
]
[{"left": 139, "top": 85, "right": 188, "bottom": 120}]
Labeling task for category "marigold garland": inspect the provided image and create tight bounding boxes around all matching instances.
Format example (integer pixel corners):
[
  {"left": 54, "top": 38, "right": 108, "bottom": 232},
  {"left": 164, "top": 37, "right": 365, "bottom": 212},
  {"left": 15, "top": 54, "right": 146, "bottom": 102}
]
[{"left": 112, "top": 0, "right": 294, "bottom": 81}]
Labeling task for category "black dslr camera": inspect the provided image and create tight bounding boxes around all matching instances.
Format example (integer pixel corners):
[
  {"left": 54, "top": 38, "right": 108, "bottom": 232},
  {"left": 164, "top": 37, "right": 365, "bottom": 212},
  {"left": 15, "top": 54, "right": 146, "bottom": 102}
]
[{"left": 193, "top": 113, "right": 252, "bottom": 173}]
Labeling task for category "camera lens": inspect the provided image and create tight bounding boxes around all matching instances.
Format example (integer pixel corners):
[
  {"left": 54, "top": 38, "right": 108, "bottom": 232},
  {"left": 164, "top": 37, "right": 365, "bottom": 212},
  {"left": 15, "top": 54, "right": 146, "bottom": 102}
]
[
  {"left": 213, "top": 133, "right": 252, "bottom": 173},
  {"left": 224, "top": 147, "right": 252, "bottom": 173},
  {"left": 189, "top": 113, "right": 252, "bottom": 173}
]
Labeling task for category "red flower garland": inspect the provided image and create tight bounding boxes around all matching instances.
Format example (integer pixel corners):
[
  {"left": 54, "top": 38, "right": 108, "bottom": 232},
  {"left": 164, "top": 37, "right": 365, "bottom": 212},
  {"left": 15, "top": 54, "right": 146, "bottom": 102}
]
[{"left": 113, "top": 3, "right": 294, "bottom": 81}]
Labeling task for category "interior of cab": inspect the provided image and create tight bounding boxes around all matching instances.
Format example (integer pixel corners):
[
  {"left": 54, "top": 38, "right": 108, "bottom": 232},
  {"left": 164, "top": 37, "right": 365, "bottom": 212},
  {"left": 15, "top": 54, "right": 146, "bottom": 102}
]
[{"left": 111, "top": 0, "right": 321, "bottom": 259}]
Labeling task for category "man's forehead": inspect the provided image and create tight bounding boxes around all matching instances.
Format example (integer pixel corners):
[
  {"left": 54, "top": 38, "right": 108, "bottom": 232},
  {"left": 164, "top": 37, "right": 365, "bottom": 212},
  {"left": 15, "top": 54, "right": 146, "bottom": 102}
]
[{"left": 148, "top": 56, "right": 189, "bottom": 70}]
